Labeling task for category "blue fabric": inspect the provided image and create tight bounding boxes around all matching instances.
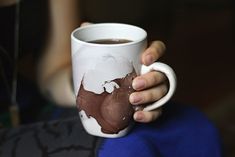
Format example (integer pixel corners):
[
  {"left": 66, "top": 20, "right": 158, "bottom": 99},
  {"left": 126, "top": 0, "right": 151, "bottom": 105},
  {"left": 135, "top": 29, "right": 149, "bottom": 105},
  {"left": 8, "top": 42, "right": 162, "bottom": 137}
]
[{"left": 98, "top": 102, "right": 222, "bottom": 157}]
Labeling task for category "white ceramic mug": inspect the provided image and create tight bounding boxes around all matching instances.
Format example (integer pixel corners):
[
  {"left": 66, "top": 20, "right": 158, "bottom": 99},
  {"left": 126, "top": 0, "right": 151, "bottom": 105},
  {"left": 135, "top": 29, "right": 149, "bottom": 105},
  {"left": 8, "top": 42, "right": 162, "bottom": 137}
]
[{"left": 71, "top": 23, "right": 177, "bottom": 138}]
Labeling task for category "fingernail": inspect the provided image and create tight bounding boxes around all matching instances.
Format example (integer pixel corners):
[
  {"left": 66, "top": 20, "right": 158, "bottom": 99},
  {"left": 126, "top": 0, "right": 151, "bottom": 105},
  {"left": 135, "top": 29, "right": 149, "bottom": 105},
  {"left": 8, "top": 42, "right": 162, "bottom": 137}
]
[
  {"left": 145, "top": 54, "right": 154, "bottom": 65},
  {"left": 130, "top": 94, "right": 142, "bottom": 104},
  {"left": 132, "top": 78, "right": 145, "bottom": 90},
  {"left": 134, "top": 112, "right": 144, "bottom": 121}
]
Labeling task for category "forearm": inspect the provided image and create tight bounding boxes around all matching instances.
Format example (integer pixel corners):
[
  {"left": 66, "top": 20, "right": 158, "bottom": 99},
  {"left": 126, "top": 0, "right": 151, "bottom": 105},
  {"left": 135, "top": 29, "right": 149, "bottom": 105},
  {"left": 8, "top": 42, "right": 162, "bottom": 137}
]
[
  {"left": 40, "top": 66, "right": 76, "bottom": 107},
  {"left": 37, "top": 0, "right": 80, "bottom": 107}
]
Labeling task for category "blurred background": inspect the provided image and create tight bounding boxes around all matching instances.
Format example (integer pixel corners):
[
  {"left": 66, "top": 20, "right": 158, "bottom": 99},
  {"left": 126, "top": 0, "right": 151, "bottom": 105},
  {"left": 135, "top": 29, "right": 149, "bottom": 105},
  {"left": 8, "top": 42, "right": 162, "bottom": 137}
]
[{"left": 0, "top": 0, "right": 234, "bottom": 156}]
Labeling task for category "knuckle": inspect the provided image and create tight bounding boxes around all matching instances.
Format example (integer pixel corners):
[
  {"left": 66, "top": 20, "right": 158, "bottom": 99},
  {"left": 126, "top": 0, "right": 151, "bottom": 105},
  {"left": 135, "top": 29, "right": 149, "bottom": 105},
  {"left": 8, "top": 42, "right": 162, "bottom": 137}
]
[
  {"left": 149, "top": 72, "right": 166, "bottom": 86},
  {"left": 152, "top": 72, "right": 161, "bottom": 84},
  {"left": 161, "top": 84, "right": 168, "bottom": 95},
  {"left": 158, "top": 85, "right": 167, "bottom": 98},
  {"left": 147, "top": 90, "right": 156, "bottom": 102},
  {"left": 154, "top": 84, "right": 168, "bottom": 100}
]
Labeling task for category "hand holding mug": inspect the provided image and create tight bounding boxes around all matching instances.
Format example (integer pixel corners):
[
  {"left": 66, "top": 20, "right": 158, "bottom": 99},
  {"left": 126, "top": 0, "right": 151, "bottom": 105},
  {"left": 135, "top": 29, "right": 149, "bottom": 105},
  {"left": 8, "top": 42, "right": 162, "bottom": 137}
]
[{"left": 131, "top": 41, "right": 168, "bottom": 123}]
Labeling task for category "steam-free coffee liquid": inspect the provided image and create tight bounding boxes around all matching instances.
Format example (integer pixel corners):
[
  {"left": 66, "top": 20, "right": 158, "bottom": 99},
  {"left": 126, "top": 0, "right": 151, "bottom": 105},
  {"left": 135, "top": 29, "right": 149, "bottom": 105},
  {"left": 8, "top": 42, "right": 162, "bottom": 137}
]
[{"left": 88, "top": 39, "right": 132, "bottom": 44}]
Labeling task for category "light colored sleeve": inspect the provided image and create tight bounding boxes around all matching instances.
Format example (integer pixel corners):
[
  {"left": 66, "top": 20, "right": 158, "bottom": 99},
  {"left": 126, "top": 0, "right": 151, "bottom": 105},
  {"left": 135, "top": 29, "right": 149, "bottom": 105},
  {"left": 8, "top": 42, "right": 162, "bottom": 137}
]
[{"left": 37, "top": 0, "right": 81, "bottom": 107}]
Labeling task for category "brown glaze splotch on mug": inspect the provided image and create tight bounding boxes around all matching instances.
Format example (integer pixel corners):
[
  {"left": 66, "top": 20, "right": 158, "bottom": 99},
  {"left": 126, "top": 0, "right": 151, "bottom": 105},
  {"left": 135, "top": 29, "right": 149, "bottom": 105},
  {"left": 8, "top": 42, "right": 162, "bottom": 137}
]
[{"left": 77, "top": 70, "right": 137, "bottom": 134}]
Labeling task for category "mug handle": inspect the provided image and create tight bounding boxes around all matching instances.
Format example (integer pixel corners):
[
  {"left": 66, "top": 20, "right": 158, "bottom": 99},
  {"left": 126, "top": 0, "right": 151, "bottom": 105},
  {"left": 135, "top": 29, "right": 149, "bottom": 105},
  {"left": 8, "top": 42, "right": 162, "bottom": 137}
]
[{"left": 140, "top": 62, "right": 177, "bottom": 111}]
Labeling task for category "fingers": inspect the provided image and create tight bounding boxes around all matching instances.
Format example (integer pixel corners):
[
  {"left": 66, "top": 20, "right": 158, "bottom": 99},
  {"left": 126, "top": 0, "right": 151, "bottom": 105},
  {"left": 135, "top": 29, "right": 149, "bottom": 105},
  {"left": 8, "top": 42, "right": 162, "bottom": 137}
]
[
  {"left": 134, "top": 108, "right": 162, "bottom": 123},
  {"left": 132, "top": 40, "right": 167, "bottom": 123},
  {"left": 130, "top": 71, "right": 167, "bottom": 105},
  {"left": 130, "top": 83, "right": 168, "bottom": 105},
  {"left": 130, "top": 67, "right": 168, "bottom": 123},
  {"left": 141, "top": 41, "right": 166, "bottom": 65},
  {"left": 132, "top": 71, "right": 167, "bottom": 91}
]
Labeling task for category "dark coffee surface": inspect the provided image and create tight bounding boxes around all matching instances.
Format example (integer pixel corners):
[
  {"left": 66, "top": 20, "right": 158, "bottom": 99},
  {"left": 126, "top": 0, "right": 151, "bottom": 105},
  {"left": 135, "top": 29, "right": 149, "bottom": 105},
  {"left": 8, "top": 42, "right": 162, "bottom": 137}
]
[{"left": 88, "top": 39, "right": 132, "bottom": 44}]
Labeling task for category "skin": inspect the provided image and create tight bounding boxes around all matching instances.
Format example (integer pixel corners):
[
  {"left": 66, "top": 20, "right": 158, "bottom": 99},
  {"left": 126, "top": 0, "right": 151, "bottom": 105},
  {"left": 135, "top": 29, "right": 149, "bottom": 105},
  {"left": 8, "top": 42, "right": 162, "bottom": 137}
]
[
  {"left": 131, "top": 41, "right": 167, "bottom": 123},
  {"left": 1, "top": 0, "right": 168, "bottom": 123}
]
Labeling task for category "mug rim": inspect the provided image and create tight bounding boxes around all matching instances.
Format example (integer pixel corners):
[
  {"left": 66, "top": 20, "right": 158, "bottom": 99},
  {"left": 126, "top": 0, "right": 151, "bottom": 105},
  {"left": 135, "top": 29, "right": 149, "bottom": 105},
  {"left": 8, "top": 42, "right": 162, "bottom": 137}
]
[{"left": 71, "top": 23, "right": 147, "bottom": 47}]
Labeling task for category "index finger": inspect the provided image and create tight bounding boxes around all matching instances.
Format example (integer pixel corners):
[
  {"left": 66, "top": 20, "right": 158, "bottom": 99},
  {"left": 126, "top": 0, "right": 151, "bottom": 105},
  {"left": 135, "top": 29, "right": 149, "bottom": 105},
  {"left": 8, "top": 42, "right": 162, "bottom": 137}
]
[{"left": 141, "top": 40, "right": 166, "bottom": 66}]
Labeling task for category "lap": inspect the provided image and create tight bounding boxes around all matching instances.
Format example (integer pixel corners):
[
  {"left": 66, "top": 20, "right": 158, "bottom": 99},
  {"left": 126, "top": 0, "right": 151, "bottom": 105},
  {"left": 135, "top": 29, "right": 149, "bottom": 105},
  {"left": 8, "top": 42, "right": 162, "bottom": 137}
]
[
  {"left": 99, "top": 102, "right": 222, "bottom": 157},
  {"left": 0, "top": 102, "right": 222, "bottom": 157}
]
